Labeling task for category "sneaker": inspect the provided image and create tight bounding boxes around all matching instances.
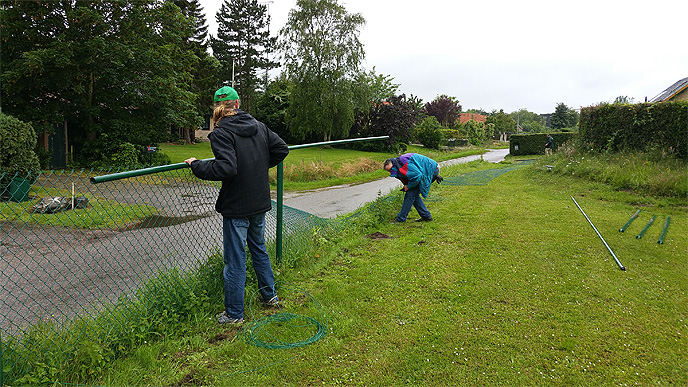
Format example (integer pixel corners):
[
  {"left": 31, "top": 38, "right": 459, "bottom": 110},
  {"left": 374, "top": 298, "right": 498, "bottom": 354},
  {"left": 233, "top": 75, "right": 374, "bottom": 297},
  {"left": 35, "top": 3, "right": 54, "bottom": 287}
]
[
  {"left": 217, "top": 311, "right": 244, "bottom": 325},
  {"left": 390, "top": 219, "right": 405, "bottom": 224},
  {"left": 264, "top": 296, "right": 280, "bottom": 307},
  {"left": 414, "top": 217, "right": 433, "bottom": 222}
]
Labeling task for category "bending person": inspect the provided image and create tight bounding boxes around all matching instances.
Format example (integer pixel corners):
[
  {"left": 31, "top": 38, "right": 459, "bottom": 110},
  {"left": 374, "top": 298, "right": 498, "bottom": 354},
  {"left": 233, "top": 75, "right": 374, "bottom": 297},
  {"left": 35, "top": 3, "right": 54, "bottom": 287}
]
[{"left": 384, "top": 153, "right": 443, "bottom": 223}]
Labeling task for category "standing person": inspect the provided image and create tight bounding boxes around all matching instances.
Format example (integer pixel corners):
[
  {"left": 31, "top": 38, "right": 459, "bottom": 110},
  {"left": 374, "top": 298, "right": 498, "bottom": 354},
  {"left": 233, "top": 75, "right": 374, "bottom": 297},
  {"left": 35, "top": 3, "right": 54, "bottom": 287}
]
[
  {"left": 185, "top": 86, "right": 289, "bottom": 325},
  {"left": 545, "top": 134, "right": 554, "bottom": 156},
  {"left": 384, "top": 153, "right": 443, "bottom": 223}
]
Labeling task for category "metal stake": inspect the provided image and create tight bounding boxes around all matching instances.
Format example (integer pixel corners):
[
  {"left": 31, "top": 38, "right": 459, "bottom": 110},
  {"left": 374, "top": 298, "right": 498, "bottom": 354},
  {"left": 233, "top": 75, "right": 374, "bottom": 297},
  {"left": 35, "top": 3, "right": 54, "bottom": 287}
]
[
  {"left": 620, "top": 209, "right": 641, "bottom": 232},
  {"left": 658, "top": 217, "right": 671, "bottom": 245},
  {"left": 636, "top": 215, "right": 656, "bottom": 239}
]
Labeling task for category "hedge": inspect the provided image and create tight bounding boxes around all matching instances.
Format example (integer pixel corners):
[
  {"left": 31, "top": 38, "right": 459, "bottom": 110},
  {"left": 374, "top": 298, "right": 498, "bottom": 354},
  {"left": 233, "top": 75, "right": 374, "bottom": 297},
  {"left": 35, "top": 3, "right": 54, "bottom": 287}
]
[
  {"left": 579, "top": 101, "right": 687, "bottom": 160},
  {"left": 509, "top": 132, "right": 578, "bottom": 156}
]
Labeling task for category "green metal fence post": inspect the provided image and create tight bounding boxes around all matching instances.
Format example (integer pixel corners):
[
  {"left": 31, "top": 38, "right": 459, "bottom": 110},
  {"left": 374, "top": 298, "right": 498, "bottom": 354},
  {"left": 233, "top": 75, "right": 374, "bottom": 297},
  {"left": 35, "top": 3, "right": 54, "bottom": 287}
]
[
  {"left": 276, "top": 161, "right": 284, "bottom": 264},
  {"left": 620, "top": 209, "right": 641, "bottom": 232},
  {"left": 636, "top": 215, "right": 656, "bottom": 239},
  {"left": 657, "top": 217, "right": 671, "bottom": 244}
]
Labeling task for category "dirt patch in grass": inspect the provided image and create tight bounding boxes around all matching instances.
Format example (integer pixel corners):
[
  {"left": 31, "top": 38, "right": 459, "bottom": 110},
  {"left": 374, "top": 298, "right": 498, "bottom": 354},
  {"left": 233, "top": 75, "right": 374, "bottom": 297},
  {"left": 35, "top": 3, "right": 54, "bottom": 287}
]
[
  {"left": 366, "top": 231, "right": 392, "bottom": 240},
  {"left": 208, "top": 328, "right": 240, "bottom": 344}
]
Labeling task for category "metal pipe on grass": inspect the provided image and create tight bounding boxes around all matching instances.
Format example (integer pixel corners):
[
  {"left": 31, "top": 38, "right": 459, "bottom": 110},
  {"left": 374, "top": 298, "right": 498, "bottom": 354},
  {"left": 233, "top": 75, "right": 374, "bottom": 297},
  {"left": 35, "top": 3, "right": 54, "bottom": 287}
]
[
  {"left": 636, "top": 215, "right": 656, "bottom": 239},
  {"left": 619, "top": 209, "right": 641, "bottom": 232},
  {"left": 657, "top": 217, "right": 671, "bottom": 244},
  {"left": 571, "top": 196, "right": 626, "bottom": 271}
]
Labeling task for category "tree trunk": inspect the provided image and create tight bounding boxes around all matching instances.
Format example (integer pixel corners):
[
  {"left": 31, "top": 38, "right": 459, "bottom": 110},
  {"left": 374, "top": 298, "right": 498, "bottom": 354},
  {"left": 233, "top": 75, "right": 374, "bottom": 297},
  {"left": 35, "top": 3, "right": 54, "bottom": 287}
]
[{"left": 182, "top": 127, "right": 191, "bottom": 144}]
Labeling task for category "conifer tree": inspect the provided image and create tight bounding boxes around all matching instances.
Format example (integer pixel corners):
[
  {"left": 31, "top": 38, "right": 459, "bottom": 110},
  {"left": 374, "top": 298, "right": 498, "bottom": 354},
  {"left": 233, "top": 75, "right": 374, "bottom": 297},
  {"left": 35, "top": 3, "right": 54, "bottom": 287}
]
[{"left": 211, "top": 0, "right": 277, "bottom": 113}]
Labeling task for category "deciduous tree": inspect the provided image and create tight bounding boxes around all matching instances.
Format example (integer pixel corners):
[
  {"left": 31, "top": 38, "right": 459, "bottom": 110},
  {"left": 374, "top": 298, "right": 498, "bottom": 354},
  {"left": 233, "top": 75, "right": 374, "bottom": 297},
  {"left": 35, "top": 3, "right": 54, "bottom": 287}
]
[
  {"left": 279, "top": 0, "right": 365, "bottom": 142},
  {"left": 510, "top": 109, "right": 545, "bottom": 133},
  {"left": 425, "top": 95, "right": 461, "bottom": 127},
  {"left": 485, "top": 109, "right": 515, "bottom": 138},
  {"left": 551, "top": 102, "right": 579, "bottom": 130},
  {"left": 1, "top": 0, "right": 199, "bottom": 165}
]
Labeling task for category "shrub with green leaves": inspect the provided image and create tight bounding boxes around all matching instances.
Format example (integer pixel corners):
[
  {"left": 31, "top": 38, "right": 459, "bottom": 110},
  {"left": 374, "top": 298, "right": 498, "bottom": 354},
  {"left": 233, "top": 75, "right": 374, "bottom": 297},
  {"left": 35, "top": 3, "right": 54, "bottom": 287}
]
[
  {"left": 463, "top": 119, "right": 487, "bottom": 146},
  {"left": 415, "top": 116, "right": 443, "bottom": 149},
  {"left": 0, "top": 113, "right": 41, "bottom": 180}
]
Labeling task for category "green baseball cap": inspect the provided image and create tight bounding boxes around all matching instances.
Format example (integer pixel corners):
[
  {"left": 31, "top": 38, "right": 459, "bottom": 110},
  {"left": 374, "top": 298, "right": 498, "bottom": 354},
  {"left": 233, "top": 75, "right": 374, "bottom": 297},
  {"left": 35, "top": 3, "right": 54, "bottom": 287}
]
[{"left": 214, "top": 86, "right": 239, "bottom": 102}]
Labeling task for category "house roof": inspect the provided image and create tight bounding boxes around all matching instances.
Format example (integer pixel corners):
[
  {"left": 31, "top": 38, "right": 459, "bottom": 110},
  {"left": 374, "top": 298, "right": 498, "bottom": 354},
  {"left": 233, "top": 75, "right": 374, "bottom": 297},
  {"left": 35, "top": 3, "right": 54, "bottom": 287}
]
[
  {"left": 459, "top": 113, "right": 486, "bottom": 124},
  {"left": 650, "top": 77, "right": 688, "bottom": 102}
]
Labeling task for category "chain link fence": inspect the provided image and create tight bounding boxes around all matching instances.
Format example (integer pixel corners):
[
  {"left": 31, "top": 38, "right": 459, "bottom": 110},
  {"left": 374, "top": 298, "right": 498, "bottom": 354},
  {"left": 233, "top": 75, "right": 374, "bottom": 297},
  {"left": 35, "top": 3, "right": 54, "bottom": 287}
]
[
  {"left": 0, "top": 137, "right": 391, "bottom": 385},
  {"left": 0, "top": 166, "right": 343, "bottom": 385}
]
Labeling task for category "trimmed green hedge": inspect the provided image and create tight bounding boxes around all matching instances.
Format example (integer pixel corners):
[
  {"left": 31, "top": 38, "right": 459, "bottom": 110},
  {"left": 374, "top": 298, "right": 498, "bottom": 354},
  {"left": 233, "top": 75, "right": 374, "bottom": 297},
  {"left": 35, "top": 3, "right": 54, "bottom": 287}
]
[
  {"left": 509, "top": 132, "right": 578, "bottom": 156},
  {"left": 579, "top": 101, "right": 688, "bottom": 159}
]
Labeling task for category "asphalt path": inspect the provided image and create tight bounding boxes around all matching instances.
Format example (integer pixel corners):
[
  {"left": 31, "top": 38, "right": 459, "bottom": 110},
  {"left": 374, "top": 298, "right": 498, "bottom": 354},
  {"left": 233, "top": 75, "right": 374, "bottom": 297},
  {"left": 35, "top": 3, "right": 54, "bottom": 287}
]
[{"left": 283, "top": 148, "right": 509, "bottom": 218}]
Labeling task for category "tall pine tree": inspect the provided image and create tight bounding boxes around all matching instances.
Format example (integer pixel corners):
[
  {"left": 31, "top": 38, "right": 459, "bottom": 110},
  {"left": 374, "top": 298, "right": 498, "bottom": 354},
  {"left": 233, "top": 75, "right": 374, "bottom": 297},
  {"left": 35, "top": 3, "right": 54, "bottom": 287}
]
[
  {"left": 173, "top": 0, "right": 220, "bottom": 142},
  {"left": 211, "top": 0, "right": 277, "bottom": 113}
]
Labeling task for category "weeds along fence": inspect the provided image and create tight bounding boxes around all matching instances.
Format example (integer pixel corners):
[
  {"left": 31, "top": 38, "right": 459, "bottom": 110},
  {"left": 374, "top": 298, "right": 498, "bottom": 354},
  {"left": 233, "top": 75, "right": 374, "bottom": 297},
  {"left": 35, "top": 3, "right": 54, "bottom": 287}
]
[{"left": 0, "top": 136, "right": 388, "bottom": 385}]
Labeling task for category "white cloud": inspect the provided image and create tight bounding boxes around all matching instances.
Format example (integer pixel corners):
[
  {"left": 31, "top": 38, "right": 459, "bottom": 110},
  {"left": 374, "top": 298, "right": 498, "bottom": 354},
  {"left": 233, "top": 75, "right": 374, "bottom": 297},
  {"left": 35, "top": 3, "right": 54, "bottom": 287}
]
[{"left": 199, "top": 0, "right": 687, "bottom": 113}]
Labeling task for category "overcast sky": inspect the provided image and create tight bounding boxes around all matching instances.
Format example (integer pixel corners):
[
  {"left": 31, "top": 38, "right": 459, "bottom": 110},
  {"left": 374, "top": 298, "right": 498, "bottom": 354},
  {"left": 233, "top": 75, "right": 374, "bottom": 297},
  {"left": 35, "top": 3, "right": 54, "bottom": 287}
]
[{"left": 198, "top": 0, "right": 687, "bottom": 114}]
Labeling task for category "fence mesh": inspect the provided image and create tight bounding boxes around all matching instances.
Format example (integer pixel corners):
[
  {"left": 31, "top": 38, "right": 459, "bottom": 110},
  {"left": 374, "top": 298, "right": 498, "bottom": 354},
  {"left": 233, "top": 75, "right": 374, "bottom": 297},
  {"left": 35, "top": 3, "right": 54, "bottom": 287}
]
[
  {"left": 1, "top": 156, "right": 524, "bottom": 384},
  {"left": 441, "top": 159, "right": 533, "bottom": 186},
  {"left": 0, "top": 167, "right": 338, "bottom": 384}
]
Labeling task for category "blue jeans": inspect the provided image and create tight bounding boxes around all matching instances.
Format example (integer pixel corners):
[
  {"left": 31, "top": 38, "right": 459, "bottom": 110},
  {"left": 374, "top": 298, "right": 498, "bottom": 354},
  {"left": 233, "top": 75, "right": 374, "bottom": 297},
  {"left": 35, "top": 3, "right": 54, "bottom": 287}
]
[
  {"left": 222, "top": 213, "right": 277, "bottom": 319},
  {"left": 396, "top": 186, "right": 432, "bottom": 222}
]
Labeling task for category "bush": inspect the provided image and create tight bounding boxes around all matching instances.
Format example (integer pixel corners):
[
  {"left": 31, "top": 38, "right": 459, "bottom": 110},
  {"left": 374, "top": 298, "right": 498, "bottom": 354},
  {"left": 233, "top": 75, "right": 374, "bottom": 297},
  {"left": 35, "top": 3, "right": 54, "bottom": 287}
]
[
  {"left": 509, "top": 132, "right": 579, "bottom": 156},
  {"left": 415, "top": 116, "right": 443, "bottom": 149},
  {"left": 0, "top": 113, "right": 41, "bottom": 179},
  {"left": 579, "top": 101, "right": 688, "bottom": 159},
  {"left": 109, "top": 143, "right": 140, "bottom": 168},
  {"left": 463, "top": 120, "right": 487, "bottom": 146}
]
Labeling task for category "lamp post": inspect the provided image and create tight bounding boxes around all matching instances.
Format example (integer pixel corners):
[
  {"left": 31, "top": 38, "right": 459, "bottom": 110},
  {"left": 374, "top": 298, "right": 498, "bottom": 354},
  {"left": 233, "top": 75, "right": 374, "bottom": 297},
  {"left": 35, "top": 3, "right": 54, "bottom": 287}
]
[
  {"left": 260, "top": 1, "right": 274, "bottom": 93},
  {"left": 516, "top": 108, "right": 526, "bottom": 134}
]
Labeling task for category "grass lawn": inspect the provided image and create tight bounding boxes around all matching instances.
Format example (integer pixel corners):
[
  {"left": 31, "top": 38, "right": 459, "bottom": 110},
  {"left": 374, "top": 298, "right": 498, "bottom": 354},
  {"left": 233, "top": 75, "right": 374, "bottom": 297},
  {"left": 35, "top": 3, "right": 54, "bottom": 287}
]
[{"left": 100, "top": 160, "right": 687, "bottom": 386}]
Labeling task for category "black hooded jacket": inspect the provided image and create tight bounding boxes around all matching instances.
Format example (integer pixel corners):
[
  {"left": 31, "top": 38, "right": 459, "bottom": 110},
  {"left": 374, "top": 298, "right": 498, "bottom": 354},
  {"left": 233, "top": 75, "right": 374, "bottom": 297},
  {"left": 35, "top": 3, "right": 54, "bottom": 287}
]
[{"left": 190, "top": 110, "right": 289, "bottom": 218}]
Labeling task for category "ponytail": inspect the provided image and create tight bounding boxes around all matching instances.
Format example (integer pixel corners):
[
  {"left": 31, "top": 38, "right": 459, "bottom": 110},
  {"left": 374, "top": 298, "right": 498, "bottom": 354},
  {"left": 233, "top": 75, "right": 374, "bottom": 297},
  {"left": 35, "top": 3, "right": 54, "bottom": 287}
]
[{"left": 213, "top": 100, "right": 238, "bottom": 126}]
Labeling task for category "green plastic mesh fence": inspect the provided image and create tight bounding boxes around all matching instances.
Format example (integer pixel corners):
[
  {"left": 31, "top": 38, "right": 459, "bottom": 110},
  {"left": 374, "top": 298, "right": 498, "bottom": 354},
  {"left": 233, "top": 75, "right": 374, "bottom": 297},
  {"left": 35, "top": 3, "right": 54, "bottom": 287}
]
[
  {"left": 0, "top": 155, "right": 525, "bottom": 384},
  {"left": 0, "top": 167, "right": 338, "bottom": 384},
  {"left": 441, "top": 160, "right": 533, "bottom": 186}
]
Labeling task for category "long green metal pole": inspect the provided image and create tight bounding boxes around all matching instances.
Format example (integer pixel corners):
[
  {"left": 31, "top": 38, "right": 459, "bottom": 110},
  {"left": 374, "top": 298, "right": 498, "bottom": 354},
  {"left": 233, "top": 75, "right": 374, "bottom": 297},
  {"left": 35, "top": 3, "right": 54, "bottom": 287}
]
[
  {"left": 571, "top": 196, "right": 626, "bottom": 271},
  {"left": 90, "top": 136, "right": 390, "bottom": 184},
  {"left": 90, "top": 158, "right": 214, "bottom": 184},
  {"left": 286, "top": 136, "right": 389, "bottom": 150}
]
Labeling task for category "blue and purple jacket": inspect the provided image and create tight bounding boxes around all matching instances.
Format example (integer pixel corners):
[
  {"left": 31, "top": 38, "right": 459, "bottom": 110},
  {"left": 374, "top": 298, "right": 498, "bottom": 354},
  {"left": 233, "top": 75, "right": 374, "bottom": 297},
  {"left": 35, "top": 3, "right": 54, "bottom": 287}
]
[{"left": 388, "top": 153, "right": 438, "bottom": 198}]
